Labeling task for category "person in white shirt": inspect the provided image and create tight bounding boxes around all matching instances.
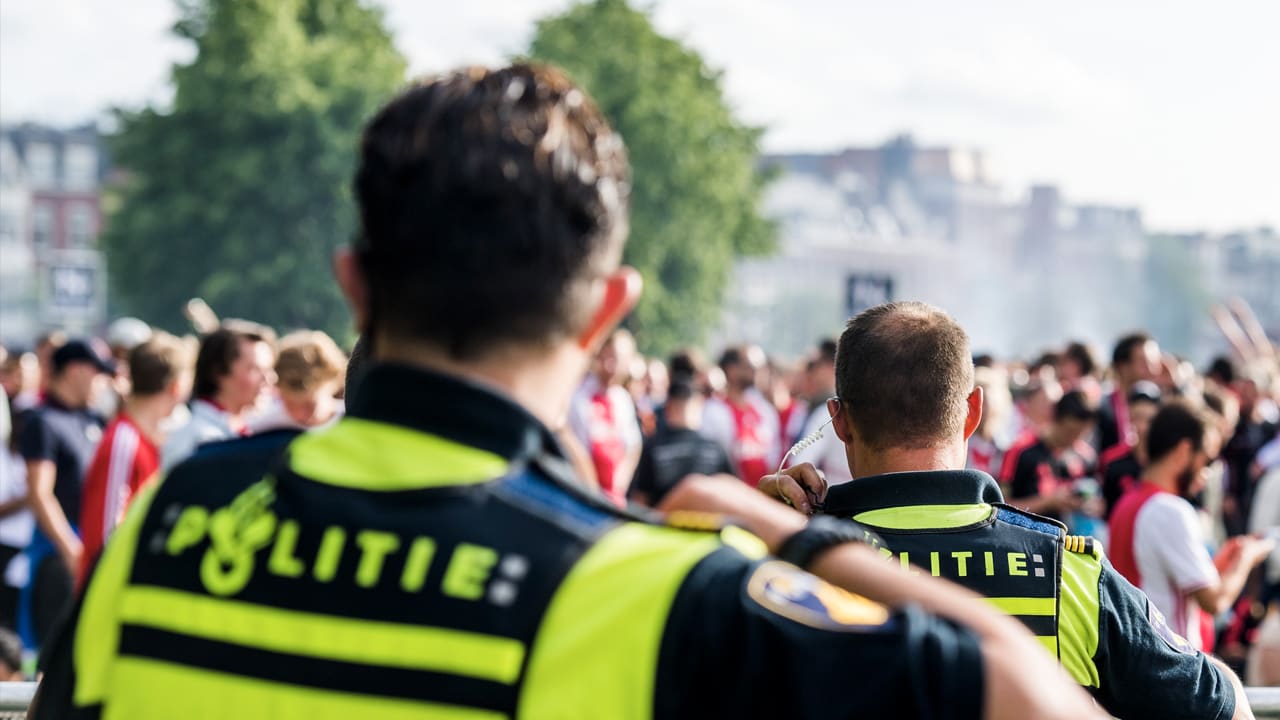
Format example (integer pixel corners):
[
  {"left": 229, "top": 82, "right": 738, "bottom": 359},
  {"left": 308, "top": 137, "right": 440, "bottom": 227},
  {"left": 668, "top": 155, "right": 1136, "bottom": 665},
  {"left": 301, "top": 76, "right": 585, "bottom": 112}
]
[
  {"left": 162, "top": 324, "right": 276, "bottom": 472},
  {"left": 566, "top": 329, "right": 642, "bottom": 505},
  {"left": 1249, "top": 465, "right": 1280, "bottom": 598},
  {"left": 0, "top": 391, "right": 34, "bottom": 629},
  {"left": 1109, "top": 401, "right": 1274, "bottom": 649}
]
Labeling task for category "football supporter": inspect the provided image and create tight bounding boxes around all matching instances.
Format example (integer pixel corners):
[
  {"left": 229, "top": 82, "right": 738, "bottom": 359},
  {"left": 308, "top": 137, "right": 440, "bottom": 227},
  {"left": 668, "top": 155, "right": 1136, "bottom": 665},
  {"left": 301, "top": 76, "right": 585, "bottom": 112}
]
[{"left": 78, "top": 332, "right": 191, "bottom": 584}]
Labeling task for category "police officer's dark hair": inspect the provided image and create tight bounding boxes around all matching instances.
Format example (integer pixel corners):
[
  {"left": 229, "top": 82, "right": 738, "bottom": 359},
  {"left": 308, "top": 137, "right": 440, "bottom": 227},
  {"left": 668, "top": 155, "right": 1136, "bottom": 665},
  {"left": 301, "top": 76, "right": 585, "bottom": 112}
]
[
  {"left": 354, "top": 64, "right": 629, "bottom": 360},
  {"left": 1053, "top": 390, "right": 1099, "bottom": 423},
  {"left": 834, "top": 301, "right": 973, "bottom": 451},
  {"left": 193, "top": 325, "right": 272, "bottom": 400},
  {"left": 1146, "top": 400, "right": 1211, "bottom": 465},
  {"left": 1111, "top": 332, "right": 1152, "bottom": 368}
]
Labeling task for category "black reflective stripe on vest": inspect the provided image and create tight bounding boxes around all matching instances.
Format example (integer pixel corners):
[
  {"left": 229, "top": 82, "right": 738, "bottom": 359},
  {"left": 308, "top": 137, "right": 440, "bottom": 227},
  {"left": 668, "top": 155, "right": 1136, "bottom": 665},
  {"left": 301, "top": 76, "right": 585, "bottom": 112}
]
[{"left": 117, "top": 625, "right": 514, "bottom": 712}]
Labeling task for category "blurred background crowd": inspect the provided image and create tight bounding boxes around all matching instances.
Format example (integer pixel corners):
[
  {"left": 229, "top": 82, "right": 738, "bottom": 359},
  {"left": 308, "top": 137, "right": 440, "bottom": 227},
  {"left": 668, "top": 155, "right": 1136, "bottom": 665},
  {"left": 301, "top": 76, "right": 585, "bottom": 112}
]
[
  {"left": 1, "top": 299, "right": 1278, "bottom": 682},
  {"left": 1, "top": 0, "right": 1278, "bottom": 693}
]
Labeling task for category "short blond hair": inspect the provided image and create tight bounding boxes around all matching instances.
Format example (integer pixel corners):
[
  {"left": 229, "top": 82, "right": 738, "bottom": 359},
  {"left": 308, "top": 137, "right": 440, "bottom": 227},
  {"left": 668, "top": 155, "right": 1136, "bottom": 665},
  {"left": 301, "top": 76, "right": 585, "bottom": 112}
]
[{"left": 275, "top": 331, "right": 346, "bottom": 394}]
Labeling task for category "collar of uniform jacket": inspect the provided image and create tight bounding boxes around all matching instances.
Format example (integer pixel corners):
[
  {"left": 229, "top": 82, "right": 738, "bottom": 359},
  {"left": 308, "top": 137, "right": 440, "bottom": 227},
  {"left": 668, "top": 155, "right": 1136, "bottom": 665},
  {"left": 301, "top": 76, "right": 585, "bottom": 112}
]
[
  {"left": 347, "top": 362, "right": 562, "bottom": 464},
  {"left": 823, "top": 469, "right": 1005, "bottom": 516}
]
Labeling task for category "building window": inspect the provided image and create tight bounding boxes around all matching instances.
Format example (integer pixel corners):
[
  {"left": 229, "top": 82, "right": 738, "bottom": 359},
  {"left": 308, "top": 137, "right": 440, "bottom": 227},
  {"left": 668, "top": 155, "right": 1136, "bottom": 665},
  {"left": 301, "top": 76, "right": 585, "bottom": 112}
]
[
  {"left": 33, "top": 203, "right": 54, "bottom": 250},
  {"left": 68, "top": 205, "right": 95, "bottom": 248},
  {"left": 26, "top": 143, "right": 56, "bottom": 188},
  {"left": 64, "top": 144, "right": 98, "bottom": 191},
  {"left": 0, "top": 211, "right": 16, "bottom": 245}
]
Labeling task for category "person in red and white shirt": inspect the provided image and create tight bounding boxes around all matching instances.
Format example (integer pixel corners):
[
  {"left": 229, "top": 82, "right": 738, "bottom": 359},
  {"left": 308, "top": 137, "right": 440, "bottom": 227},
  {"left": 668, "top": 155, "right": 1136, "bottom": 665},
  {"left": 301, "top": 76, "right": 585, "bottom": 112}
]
[
  {"left": 79, "top": 332, "right": 192, "bottom": 584},
  {"left": 703, "top": 345, "right": 780, "bottom": 486},
  {"left": 567, "top": 329, "right": 642, "bottom": 506},
  {"left": 1109, "top": 400, "right": 1274, "bottom": 650}
]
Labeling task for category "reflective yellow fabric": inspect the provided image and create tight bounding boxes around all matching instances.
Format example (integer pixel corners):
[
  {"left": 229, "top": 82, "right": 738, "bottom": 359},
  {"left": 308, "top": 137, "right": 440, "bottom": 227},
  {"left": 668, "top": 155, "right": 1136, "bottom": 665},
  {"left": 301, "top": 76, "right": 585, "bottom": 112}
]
[
  {"left": 518, "top": 522, "right": 722, "bottom": 719},
  {"left": 102, "top": 657, "right": 504, "bottom": 720},
  {"left": 854, "top": 504, "right": 994, "bottom": 530},
  {"left": 1059, "top": 546, "right": 1104, "bottom": 687},
  {"left": 288, "top": 418, "right": 510, "bottom": 491},
  {"left": 854, "top": 503, "right": 1075, "bottom": 671},
  {"left": 719, "top": 524, "right": 768, "bottom": 560},
  {"left": 984, "top": 596, "right": 1056, "bottom": 616},
  {"left": 116, "top": 586, "right": 525, "bottom": 683},
  {"left": 74, "top": 481, "right": 161, "bottom": 707}
]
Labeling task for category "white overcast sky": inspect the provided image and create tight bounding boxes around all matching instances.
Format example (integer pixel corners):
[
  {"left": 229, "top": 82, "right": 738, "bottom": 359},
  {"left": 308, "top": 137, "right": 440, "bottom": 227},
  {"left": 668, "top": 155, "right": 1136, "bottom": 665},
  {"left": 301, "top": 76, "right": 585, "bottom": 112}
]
[{"left": 2, "top": 0, "right": 1277, "bottom": 232}]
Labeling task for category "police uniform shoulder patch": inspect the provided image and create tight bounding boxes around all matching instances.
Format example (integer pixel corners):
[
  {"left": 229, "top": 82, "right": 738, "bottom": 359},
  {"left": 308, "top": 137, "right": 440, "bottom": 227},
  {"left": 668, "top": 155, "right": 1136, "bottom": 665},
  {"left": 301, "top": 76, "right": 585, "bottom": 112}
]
[
  {"left": 747, "top": 560, "right": 890, "bottom": 630},
  {"left": 1063, "top": 535, "right": 1099, "bottom": 557}
]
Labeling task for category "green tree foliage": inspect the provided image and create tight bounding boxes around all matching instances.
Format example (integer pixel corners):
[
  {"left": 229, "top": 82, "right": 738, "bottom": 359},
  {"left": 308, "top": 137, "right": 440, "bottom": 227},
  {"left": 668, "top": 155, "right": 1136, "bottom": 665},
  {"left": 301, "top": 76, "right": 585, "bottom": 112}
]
[
  {"left": 528, "top": 0, "right": 776, "bottom": 354},
  {"left": 103, "top": 0, "right": 405, "bottom": 337}
]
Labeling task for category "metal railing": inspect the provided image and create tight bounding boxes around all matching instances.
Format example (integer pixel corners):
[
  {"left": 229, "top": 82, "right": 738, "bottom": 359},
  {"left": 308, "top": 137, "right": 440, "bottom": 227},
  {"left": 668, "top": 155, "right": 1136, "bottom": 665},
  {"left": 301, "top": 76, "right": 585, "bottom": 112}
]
[
  {"left": 0, "top": 683, "right": 35, "bottom": 720},
  {"left": 1251, "top": 687, "right": 1280, "bottom": 719},
  {"left": 0, "top": 682, "right": 1277, "bottom": 717}
]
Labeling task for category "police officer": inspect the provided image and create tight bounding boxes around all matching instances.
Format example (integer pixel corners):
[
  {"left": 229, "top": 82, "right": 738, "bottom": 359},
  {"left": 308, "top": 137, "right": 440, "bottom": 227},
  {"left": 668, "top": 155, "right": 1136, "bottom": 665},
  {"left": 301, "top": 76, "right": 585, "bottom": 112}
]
[
  {"left": 33, "top": 66, "right": 1101, "bottom": 720},
  {"left": 763, "top": 301, "right": 1250, "bottom": 719}
]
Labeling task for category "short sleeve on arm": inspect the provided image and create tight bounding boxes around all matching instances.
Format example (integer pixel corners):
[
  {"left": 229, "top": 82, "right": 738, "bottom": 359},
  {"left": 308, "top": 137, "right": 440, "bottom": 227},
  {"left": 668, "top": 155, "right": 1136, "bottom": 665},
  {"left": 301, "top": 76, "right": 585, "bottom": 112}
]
[
  {"left": 1092, "top": 560, "right": 1234, "bottom": 720},
  {"left": 655, "top": 547, "right": 984, "bottom": 720},
  {"left": 19, "top": 410, "right": 56, "bottom": 462}
]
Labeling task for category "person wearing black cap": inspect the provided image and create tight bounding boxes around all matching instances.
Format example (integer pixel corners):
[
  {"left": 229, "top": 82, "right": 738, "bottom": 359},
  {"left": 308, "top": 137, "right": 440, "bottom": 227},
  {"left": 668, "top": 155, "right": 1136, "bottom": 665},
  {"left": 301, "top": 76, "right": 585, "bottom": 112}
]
[{"left": 17, "top": 338, "right": 114, "bottom": 649}]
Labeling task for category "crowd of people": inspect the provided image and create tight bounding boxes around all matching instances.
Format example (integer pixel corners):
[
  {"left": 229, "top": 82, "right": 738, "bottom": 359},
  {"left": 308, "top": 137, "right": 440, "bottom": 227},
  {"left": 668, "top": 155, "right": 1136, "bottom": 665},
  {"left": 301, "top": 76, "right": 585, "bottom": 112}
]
[
  {"left": 2, "top": 63, "right": 1276, "bottom": 718},
  {"left": 0, "top": 320, "right": 348, "bottom": 660},
  {"left": 567, "top": 318, "right": 1280, "bottom": 686},
  {"left": 5, "top": 303, "right": 1275, "bottom": 685}
]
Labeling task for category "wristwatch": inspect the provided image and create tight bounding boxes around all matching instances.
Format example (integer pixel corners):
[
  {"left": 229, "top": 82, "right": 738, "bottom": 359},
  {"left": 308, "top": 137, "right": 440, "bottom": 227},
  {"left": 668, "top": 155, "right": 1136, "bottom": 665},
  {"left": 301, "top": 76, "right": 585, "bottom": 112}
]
[{"left": 775, "top": 515, "right": 878, "bottom": 570}]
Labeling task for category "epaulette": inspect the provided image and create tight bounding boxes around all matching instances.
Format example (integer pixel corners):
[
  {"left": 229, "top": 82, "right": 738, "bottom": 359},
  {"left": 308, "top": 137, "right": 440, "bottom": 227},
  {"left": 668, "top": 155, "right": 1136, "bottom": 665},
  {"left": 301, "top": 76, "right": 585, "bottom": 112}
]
[{"left": 1064, "top": 535, "right": 1099, "bottom": 557}]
